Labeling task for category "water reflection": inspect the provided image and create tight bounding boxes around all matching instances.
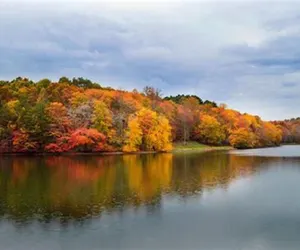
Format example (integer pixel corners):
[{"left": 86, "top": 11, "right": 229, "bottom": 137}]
[{"left": 0, "top": 152, "right": 295, "bottom": 225}]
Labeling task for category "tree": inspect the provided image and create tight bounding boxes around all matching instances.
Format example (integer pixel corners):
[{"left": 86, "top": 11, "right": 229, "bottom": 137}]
[
  {"left": 58, "top": 76, "right": 71, "bottom": 84},
  {"left": 145, "top": 115, "right": 172, "bottom": 151},
  {"left": 0, "top": 76, "right": 296, "bottom": 154},
  {"left": 92, "top": 100, "right": 112, "bottom": 135},
  {"left": 159, "top": 100, "right": 177, "bottom": 140},
  {"left": 68, "top": 128, "right": 106, "bottom": 152},
  {"left": 164, "top": 94, "right": 203, "bottom": 105},
  {"left": 110, "top": 91, "right": 138, "bottom": 145},
  {"left": 256, "top": 122, "right": 282, "bottom": 147},
  {"left": 68, "top": 103, "right": 93, "bottom": 129},
  {"left": 17, "top": 101, "right": 50, "bottom": 150},
  {"left": 123, "top": 108, "right": 172, "bottom": 152},
  {"left": 143, "top": 86, "right": 161, "bottom": 109},
  {"left": 72, "top": 77, "right": 101, "bottom": 89},
  {"left": 203, "top": 100, "right": 217, "bottom": 107},
  {"left": 195, "top": 114, "right": 226, "bottom": 145},
  {"left": 229, "top": 128, "right": 257, "bottom": 149},
  {"left": 123, "top": 117, "right": 143, "bottom": 152},
  {"left": 47, "top": 102, "right": 71, "bottom": 136},
  {"left": 176, "top": 104, "right": 194, "bottom": 144},
  {"left": 12, "top": 130, "right": 39, "bottom": 152},
  {"left": 36, "top": 78, "right": 51, "bottom": 89},
  {"left": 45, "top": 128, "right": 107, "bottom": 152},
  {"left": 0, "top": 103, "right": 13, "bottom": 152}
]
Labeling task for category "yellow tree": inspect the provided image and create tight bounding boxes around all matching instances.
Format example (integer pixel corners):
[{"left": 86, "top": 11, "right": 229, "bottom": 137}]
[
  {"left": 123, "top": 108, "right": 172, "bottom": 152},
  {"left": 123, "top": 116, "right": 143, "bottom": 152},
  {"left": 257, "top": 122, "right": 282, "bottom": 146},
  {"left": 145, "top": 115, "right": 173, "bottom": 151},
  {"left": 229, "top": 128, "right": 257, "bottom": 149},
  {"left": 195, "top": 114, "right": 226, "bottom": 145}
]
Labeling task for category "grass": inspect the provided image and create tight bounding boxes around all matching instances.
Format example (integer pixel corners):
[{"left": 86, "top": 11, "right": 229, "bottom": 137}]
[{"left": 172, "top": 141, "right": 233, "bottom": 153}]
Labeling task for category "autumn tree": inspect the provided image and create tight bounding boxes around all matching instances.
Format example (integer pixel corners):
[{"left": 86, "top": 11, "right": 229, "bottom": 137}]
[
  {"left": 158, "top": 100, "right": 177, "bottom": 140},
  {"left": 12, "top": 130, "right": 39, "bottom": 152},
  {"left": 176, "top": 104, "right": 194, "bottom": 144},
  {"left": 195, "top": 114, "right": 226, "bottom": 145},
  {"left": 143, "top": 86, "right": 162, "bottom": 110},
  {"left": 110, "top": 91, "right": 138, "bottom": 145},
  {"left": 68, "top": 103, "right": 93, "bottom": 129},
  {"left": 0, "top": 103, "right": 13, "bottom": 152},
  {"left": 72, "top": 77, "right": 101, "bottom": 89},
  {"left": 46, "top": 128, "right": 106, "bottom": 152},
  {"left": 123, "top": 117, "right": 143, "bottom": 152},
  {"left": 58, "top": 76, "right": 71, "bottom": 84},
  {"left": 0, "top": 76, "right": 295, "bottom": 153},
  {"left": 256, "top": 122, "right": 282, "bottom": 147},
  {"left": 164, "top": 94, "right": 203, "bottom": 105},
  {"left": 36, "top": 78, "right": 51, "bottom": 89},
  {"left": 46, "top": 102, "right": 71, "bottom": 145},
  {"left": 16, "top": 101, "right": 50, "bottom": 151},
  {"left": 123, "top": 108, "right": 172, "bottom": 152},
  {"left": 92, "top": 100, "right": 112, "bottom": 134},
  {"left": 229, "top": 128, "right": 257, "bottom": 149}
]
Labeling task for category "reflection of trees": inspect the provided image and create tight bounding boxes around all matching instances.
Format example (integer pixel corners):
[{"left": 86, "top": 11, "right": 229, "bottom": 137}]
[
  {"left": 0, "top": 153, "right": 295, "bottom": 225},
  {"left": 125, "top": 154, "right": 172, "bottom": 203}
]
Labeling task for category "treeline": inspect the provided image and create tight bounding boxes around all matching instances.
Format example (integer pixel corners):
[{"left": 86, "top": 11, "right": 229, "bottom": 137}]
[
  {"left": 273, "top": 118, "right": 300, "bottom": 143},
  {"left": 0, "top": 77, "right": 284, "bottom": 153}
]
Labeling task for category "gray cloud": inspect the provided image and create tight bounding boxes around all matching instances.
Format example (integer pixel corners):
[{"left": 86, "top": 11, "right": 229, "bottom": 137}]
[{"left": 1, "top": 0, "right": 300, "bottom": 120}]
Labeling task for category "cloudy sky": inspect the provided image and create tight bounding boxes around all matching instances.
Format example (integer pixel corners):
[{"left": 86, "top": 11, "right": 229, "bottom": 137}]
[{"left": 1, "top": 0, "right": 300, "bottom": 120}]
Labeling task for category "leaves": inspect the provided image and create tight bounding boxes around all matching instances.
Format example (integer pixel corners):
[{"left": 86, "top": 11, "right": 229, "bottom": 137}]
[
  {"left": 92, "top": 100, "right": 112, "bottom": 135},
  {"left": 0, "top": 77, "right": 291, "bottom": 153},
  {"left": 194, "top": 114, "right": 226, "bottom": 145},
  {"left": 229, "top": 128, "right": 257, "bottom": 149},
  {"left": 123, "top": 108, "right": 172, "bottom": 152},
  {"left": 123, "top": 116, "right": 143, "bottom": 152},
  {"left": 45, "top": 128, "right": 107, "bottom": 153}
]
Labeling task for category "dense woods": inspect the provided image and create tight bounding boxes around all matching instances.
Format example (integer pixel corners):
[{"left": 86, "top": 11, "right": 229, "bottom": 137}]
[
  {"left": 273, "top": 118, "right": 300, "bottom": 144},
  {"left": 0, "top": 77, "right": 290, "bottom": 153}
]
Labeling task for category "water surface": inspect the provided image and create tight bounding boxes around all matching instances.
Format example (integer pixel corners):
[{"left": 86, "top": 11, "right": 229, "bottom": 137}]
[
  {"left": 1, "top": 145, "right": 300, "bottom": 250},
  {"left": 231, "top": 145, "right": 300, "bottom": 157}
]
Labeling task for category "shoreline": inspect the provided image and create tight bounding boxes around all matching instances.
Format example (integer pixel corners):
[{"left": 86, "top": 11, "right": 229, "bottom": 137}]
[
  {"left": 172, "top": 146, "right": 233, "bottom": 153},
  {"left": 2, "top": 144, "right": 297, "bottom": 156},
  {"left": 0, "top": 144, "right": 234, "bottom": 156},
  {"left": 3, "top": 143, "right": 297, "bottom": 156}
]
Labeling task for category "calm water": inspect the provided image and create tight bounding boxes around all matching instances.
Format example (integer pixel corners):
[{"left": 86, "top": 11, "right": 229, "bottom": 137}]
[{"left": 1, "top": 146, "right": 300, "bottom": 250}]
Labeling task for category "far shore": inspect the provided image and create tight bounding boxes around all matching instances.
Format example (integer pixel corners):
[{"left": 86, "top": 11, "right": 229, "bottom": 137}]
[
  {"left": 0, "top": 142, "right": 234, "bottom": 156},
  {"left": 172, "top": 141, "right": 233, "bottom": 152},
  {"left": 2, "top": 142, "right": 297, "bottom": 156}
]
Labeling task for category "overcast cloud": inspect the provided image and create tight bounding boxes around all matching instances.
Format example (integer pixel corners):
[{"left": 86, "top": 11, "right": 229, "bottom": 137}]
[{"left": 1, "top": 0, "right": 300, "bottom": 120}]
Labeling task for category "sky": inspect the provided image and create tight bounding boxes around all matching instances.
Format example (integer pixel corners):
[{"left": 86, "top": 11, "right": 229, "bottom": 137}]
[{"left": 1, "top": 0, "right": 300, "bottom": 120}]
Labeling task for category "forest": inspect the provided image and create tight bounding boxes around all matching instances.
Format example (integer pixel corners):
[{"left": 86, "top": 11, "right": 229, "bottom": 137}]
[{"left": 0, "top": 76, "right": 295, "bottom": 153}]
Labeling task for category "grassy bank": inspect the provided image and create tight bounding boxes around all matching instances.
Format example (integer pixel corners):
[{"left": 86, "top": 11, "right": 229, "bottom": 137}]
[
  {"left": 172, "top": 141, "right": 233, "bottom": 153},
  {"left": 0, "top": 142, "right": 233, "bottom": 156}
]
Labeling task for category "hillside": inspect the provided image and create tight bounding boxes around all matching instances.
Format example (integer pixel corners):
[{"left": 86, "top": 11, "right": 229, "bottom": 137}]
[{"left": 0, "top": 77, "right": 285, "bottom": 153}]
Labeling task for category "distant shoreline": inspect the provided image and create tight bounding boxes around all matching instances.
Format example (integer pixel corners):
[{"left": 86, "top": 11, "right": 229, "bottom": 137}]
[
  {"left": 0, "top": 143, "right": 234, "bottom": 156},
  {"left": 2, "top": 142, "right": 296, "bottom": 156}
]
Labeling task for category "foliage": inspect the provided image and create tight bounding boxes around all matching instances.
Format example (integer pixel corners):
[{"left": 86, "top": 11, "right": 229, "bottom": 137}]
[
  {"left": 164, "top": 94, "right": 203, "bottom": 105},
  {"left": 92, "top": 100, "right": 112, "bottom": 135},
  {"left": 229, "top": 128, "right": 257, "bottom": 149},
  {"left": 123, "top": 108, "right": 172, "bottom": 152},
  {"left": 45, "top": 128, "right": 106, "bottom": 152},
  {"left": 195, "top": 114, "right": 226, "bottom": 145},
  {"left": 0, "top": 77, "right": 290, "bottom": 153},
  {"left": 123, "top": 116, "right": 143, "bottom": 152}
]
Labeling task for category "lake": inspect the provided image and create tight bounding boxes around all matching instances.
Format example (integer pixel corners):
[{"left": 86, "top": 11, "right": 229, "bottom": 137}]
[{"left": 1, "top": 145, "right": 300, "bottom": 250}]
